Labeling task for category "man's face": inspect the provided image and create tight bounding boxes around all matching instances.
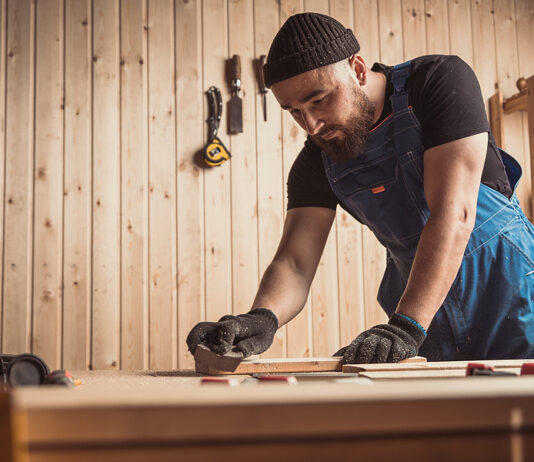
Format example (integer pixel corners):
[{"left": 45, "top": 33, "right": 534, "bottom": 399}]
[{"left": 272, "top": 61, "right": 375, "bottom": 162}]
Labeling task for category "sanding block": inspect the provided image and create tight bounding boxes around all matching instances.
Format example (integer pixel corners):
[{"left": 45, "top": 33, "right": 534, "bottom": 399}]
[{"left": 194, "top": 344, "right": 244, "bottom": 374}]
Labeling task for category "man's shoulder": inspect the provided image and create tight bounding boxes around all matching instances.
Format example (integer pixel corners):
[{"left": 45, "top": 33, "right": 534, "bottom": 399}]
[
  {"left": 408, "top": 54, "right": 470, "bottom": 82},
  {"left": 373, "top": 54, "right": 469, "bottom": 82}
]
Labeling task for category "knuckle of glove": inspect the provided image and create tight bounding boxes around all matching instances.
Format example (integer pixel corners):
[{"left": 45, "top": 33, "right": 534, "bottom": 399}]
[
  {"left": 186, "top": 321, "right": 218, "bottom": 353},
  {"left": 388, "top": 341, "right": 412, "bottom": 362},
  {"left": 235, "top": 336, "right": 269, "bottom": 357},
  {"left": 373, "top": 325, "right": 416, "bottom": 348}
]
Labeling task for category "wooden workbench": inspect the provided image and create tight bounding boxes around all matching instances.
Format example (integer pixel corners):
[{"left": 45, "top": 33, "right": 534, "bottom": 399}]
[{"left": 4, "top": 369, "right": 534, "bottom": 462}]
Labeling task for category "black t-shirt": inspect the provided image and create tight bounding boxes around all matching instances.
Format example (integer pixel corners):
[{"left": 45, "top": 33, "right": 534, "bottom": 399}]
[{"left": 287, "top": 55, "right": 512, "bottom": 211}]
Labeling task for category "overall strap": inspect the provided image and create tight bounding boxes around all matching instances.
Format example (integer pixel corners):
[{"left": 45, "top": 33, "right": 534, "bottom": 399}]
[{"left": 390, "top": 60, "right": 412, "bottom": 112}]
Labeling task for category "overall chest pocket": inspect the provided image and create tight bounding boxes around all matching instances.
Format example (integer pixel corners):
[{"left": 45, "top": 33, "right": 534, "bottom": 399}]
[
  {"left": 333, "top": 153, "right": 398, "bottom": 195},
  {"left": 332, "top": 154, "right": 427, "bottom": 242}
]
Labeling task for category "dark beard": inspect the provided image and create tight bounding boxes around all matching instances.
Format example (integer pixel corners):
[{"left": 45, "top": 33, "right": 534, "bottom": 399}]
[{"left": 311, "top": 88, "right": 375, "bottom": 163}]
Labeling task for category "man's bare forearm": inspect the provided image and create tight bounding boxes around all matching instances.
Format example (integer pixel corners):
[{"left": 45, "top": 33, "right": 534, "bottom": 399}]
[
  {"left": 251, "top": 258, "right": 313, "bottom": 326},
  {"left": 396, "top": 211, "right": 474, "bottom": 330}
]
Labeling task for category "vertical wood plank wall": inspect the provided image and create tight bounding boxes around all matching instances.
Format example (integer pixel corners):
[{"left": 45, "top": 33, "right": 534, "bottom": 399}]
[{"left": 0, "top": 0, "right": 532, "bottom": 370}]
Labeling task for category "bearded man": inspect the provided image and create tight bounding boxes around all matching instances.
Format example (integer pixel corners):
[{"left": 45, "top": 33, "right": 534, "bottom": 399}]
[{"left": 187, "top": 12, "right": 534, "bottom": 364}]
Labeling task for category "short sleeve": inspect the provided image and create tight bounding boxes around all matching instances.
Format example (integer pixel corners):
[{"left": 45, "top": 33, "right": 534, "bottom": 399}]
[{"left": 287, "top": 138, "right": 339, "bottom": 210}]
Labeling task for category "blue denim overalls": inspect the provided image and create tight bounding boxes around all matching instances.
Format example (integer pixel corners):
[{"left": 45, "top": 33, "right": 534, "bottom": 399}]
[{"left": 321, "top": 61, "right": 534, "bottom": 360}]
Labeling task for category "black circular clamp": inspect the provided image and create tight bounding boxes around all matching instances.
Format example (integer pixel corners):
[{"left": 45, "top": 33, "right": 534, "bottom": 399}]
[{"left": 3, "top": 353, "right": 50, "bottom": 387}]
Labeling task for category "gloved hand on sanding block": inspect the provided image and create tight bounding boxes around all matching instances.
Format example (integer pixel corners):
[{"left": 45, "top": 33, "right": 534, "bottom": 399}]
[
  {"left": 186, "top": 308, "right": 278, "bottom": 358},
  {"left": 334, "top": 313, "right": 427, "bottom": 364}
]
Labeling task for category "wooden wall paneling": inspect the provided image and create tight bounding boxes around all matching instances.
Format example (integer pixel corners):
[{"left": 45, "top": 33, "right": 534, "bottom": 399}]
[
  {"left": 0, "top": 0, "right": 6, "bottom": 352},
  {"left": 470, "top": 0, "right": 496, "bottom": 116},
  {"left": 300, "top": 0, "right": 340, "bottom": 357},
  {"left": 253, "top": 0, "right": 286, "bottom": 358},
  {"left": 402, "top": 0, "right": 427, "bottom": 60},
  {"left": 120, "top": 0, "right": 147, "bottom": 370},
  {"left": 202, "top": 0, "right": 232, "bottom": 323},
  {"left": 424, "top": 0, "right": 450, "bottom": 54},
  {"left": 329, "top": 0, "right": 366, "bottom": 350},
  {"left": 0, "top": 0, "right": 530, "bottom": 370},
  {"left": 515, "top": 0, "right": 534, "bottom": 220},
  {"left": 228, "top": 0, "right": 259, "bottom": 319},
  {"left": 377, "top": 0, "right": 403, "bottom": 65},
  {"left": 447, "top": 0, "right": 473, "bottom": 66},
  {"left": 279, "top": 0, "right": 314, "bottom": 358},
  {"left": 330, "top": 0, "right": 352, "bottom": 24},
  {"left": 176, "top": 0, "right": 205, "bottom": 369},
  {"left": 92, "top": 0, "right": 120, "bottom": 370},
  {"left": 32, "top": 0, "right": 63, "bottom": 369},
  {"left": 354, "top": 0, "right": 380, "bottom": 64},
  {"left": 493, "top": 0, "right": 527, "bottom": 211},
  {"left": 2, "top": 0, "right": 34, "bottom": 355},
  {"left": 63, "top": 0, "right": 91, "bottom": 371},
  {"left": 147, "top": 0, "right": 177, "bottom": 369}
]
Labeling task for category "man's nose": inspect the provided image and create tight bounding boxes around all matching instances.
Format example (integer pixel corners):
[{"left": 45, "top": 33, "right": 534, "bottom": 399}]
[{"left": 302, "top": 111, "right": 324, "bottom": 136}]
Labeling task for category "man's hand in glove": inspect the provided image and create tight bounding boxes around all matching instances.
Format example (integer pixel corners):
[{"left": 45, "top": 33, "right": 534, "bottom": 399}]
[
  {"left": 186, "top": 308, "right": 278, "bottom": 358},
  {"left": 334, "top": 313, "right": 427, "bottom": 364}
]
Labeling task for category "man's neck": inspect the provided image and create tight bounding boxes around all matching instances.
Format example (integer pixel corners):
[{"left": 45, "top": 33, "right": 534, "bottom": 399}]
[{"left": 365, "top": 69, "right": 387, "bottom": 125}]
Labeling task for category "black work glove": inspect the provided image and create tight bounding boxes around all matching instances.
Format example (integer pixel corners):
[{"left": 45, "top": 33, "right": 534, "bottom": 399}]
[
  {"left": 186, "top": 308, "right": 278, "bottom": 358},
  {"left": 334, "top": 313, "right": 427, "bottom": 364}
]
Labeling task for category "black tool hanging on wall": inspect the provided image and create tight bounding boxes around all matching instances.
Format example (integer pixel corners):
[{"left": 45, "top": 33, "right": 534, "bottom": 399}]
[
  {"left": 258, "top": 55, "right": 268, "bottom": 122},
  {"left": 203, "top": 86, "right": 231, "bottom": 167},
  {"left": 229, "top": 55, "right": 243, "bottom": 134}
]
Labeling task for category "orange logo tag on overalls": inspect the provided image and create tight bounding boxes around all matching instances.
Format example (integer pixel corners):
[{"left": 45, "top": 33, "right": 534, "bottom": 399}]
[{"left": 372, "top": 185, "right": 385, "bottom": 194}]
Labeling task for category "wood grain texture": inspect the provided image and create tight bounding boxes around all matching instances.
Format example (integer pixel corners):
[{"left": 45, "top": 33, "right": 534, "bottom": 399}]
[
  {"left": 425, "top": 0, "right": 449, "bottom": 54},
  {"left": 3, "top": 0, "right": 33, "bottom": 355},
  {"left": 402, "top": 0, "right": 427, "bottom": 59},
  {"left": 19, "top": 435, "right": 515, "bottom": 462},
  {"left": 92, "top": 0, "right": 120, "bottom": 370},
  {"left": 378, "top": 0, "right": 403, "bottom": 65},
  {"left": 33, "top": 0, "right": 63, "bottom": 370},
  {"left": 342, "top": 358, "right": 528, "bottom": 373},
  {"left": 147, "top": 0, "right": 177, "bottom": 370},
  {"left": 359, "top": 368, "right": 520, "bottom": 379},
  {"left": 120, "top": 0, "right": 147, "bottom": 370},
  {"left": 354, "top": 0, "right": 380, "bottom": 64},
  {"left": 14, "top": 377, "right": 534, "bottom": 453},
  {"left": 63, "top": 0, "right": 91, "bottom": 370},
  {"left": 176, "top": 0, "right": 205, "bottom": 369},
  {"left": 201, "top": 355, "right": 344, "bottom": 375},
  {"left": 0, "top": 0, "right": 6, "bottom": 354},
  {"left": 202, "top": 0, "right": 233, "bottom": 325},
  {"left": 489, "top": 91, "right": 504, "bottom": 149}
]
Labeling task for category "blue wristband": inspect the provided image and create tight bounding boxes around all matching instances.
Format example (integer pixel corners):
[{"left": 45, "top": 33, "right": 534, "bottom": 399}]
[{"left": 396, "top": 313, "right": 427, "bottom": 337}]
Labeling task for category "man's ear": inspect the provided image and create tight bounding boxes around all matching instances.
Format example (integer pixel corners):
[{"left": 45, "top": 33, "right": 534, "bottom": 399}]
[{"left": 348, "top": 54, "right": 367, "bottom": 85}]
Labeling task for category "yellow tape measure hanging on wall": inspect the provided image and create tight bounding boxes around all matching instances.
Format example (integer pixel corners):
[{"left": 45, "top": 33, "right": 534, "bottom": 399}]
[{"left": 203, "top": 86, "right": 231, "bottom": 167}]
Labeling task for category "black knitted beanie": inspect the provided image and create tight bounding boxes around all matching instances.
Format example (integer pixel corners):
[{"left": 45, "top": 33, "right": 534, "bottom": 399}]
[{"left": 263, "top": 13, "right": 360, "bottom": 88}]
